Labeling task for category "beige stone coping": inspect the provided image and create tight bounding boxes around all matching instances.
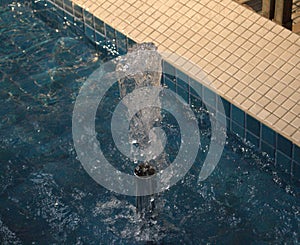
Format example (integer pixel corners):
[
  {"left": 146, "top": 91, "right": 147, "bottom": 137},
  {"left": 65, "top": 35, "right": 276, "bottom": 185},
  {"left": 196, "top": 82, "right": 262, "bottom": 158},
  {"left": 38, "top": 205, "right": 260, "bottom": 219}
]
[{"left": 72, "top": 0, "right": 300, "bottom": 146}]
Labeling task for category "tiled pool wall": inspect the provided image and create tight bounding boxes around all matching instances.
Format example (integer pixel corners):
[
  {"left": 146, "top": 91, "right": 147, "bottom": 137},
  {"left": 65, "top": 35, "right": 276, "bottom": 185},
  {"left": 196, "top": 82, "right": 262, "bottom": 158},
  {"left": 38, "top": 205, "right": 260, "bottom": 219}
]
[
  {"left": 31, "top": 0, "right": 132, "bottom": 55},
  {"left": 32, "top": 0, "right": 300, "bottom": 183}
]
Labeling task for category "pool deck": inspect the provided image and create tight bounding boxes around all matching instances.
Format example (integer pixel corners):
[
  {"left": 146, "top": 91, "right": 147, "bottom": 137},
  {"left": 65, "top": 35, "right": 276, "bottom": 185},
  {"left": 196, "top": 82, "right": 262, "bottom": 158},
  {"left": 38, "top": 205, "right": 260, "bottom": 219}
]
[{"left": 72, "top": 0, "right": 300, "bottom": 147}]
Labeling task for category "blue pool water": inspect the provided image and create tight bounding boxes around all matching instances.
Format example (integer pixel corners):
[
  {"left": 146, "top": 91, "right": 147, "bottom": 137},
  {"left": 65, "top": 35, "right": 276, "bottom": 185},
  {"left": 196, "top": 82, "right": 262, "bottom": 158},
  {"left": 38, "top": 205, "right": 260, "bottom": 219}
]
[{"left": 0, "top": 2, "right": 299, "bottom": 244}]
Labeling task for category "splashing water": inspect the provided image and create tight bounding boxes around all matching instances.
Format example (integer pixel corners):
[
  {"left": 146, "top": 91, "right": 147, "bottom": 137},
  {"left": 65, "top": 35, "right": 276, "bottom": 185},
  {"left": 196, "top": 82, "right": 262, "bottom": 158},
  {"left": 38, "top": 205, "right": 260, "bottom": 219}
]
[{"left": 116, "top": 43, "right": 165, "bottom": 167}]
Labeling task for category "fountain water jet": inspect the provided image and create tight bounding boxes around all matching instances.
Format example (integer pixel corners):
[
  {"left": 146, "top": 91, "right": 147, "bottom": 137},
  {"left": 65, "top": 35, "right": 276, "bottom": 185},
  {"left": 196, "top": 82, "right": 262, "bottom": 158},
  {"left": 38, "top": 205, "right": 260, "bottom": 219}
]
[{"left": 116, "top": 42, "right": 163, "bottom": 239}]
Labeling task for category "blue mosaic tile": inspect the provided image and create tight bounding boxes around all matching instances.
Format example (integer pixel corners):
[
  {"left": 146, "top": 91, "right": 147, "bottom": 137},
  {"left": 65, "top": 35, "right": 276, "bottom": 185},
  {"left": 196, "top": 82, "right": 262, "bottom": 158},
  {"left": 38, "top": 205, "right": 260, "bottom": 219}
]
[
  {"left": 261, "top": 141, "right": 275, "bottom": 158},
  {"left": 190, "top": 94, "right": 203, "bottom": 110},
  {"left": 127, "top": 38, "right": 136, "bottom": 49},
  {"left": 189, "top": 78, "right": 202, "bottom": 99},
  {"left": 63, "top": 0, "right": 72, "bottom": 14},
  {"left": 177, "top": 85, "right": 189, "bottom": 103},
  {"left": 54, "top": 0, "right": 63, "bottom": 8},
  {"left": 246, "top": 114, "right": 260, "bottom": 137},
  {"left": 176, "top": 69, "right": 188, "bottom": 90},
  {"left": 203, "top": 86, "right": 216, "bottom": 110},
  {"left": 246, "top": 131, "right": 259, "bottom": 149},
  {"left": 226, "top": 117, "right": 230, "bottom": 131},
  {"left": 232, "top": 104, "right": 245, "bottom": 128},
  {"left": 176, "top": 68, "right": 188, "bottom": 80},
  {"left": 294, "top": 145, "right": 300, "bottom": 164},
  {"left": 83, "top": 9, "right": 93, "bottom": 27},
  {"left": 63, "top": 11, "right": 73, "bottom": 24},
  {"left": 73, "top": 17, "right": 84, "bottom": 33},
  {"left": 164, "top": 76, "right": 176, "bottom": 92},
  {"left": 177, "top": 77, "right": 188, "bottom": 91},
  {"left": 232, "top": 121, "right": 245, "bottom": 138},
  {"left": 162, "top": 61, "right": 175, "bottom": 80},
  {"left": 74, "top": 4, "right": 83, "bottom": 19},
  {"left": 85, "top": 25, "right": 94, "bottom": 42},
  {"left": 277, "top": 133, "right": 292, "bottom": 157},
  {"left": 276, "top": 151, "right": 292, "bottom": 174},
  {"left": 94, "top": 18, "right": 105, "bottom": 36},
  {"left": 218, "top": 98, "right": 230, "bottom": 118},
  {"left": 216, "top": 112, "right": 227, "bottom": 129},
  {"left": 105, "top": 24, "right": 116, "bottom": 41},
  {"left": 292, "top": 162, "right": 300, "bottom": 181},
  {"left": 95, "top": 31, "right": 105, "bottom": 45},
  {"left": 116, "top": 31, "right": 127, "bottom": 54},
  {"left": 262, "top": 124, "right": 276, "bottom": 146}
]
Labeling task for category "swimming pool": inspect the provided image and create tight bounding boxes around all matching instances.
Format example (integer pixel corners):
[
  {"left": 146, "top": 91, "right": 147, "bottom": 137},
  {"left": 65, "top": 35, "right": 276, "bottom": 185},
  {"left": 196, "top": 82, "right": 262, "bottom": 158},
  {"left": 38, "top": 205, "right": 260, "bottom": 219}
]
[{"left": 0, "top": 1, "right": 299, "bottom": 244}]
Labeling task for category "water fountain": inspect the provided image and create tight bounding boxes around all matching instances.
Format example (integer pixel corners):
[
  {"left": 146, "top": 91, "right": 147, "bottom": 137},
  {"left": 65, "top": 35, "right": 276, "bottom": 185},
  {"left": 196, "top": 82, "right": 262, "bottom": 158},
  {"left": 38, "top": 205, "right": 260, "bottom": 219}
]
[{"left": 116, "top": 42, "right": 163, "bottom": 238}]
